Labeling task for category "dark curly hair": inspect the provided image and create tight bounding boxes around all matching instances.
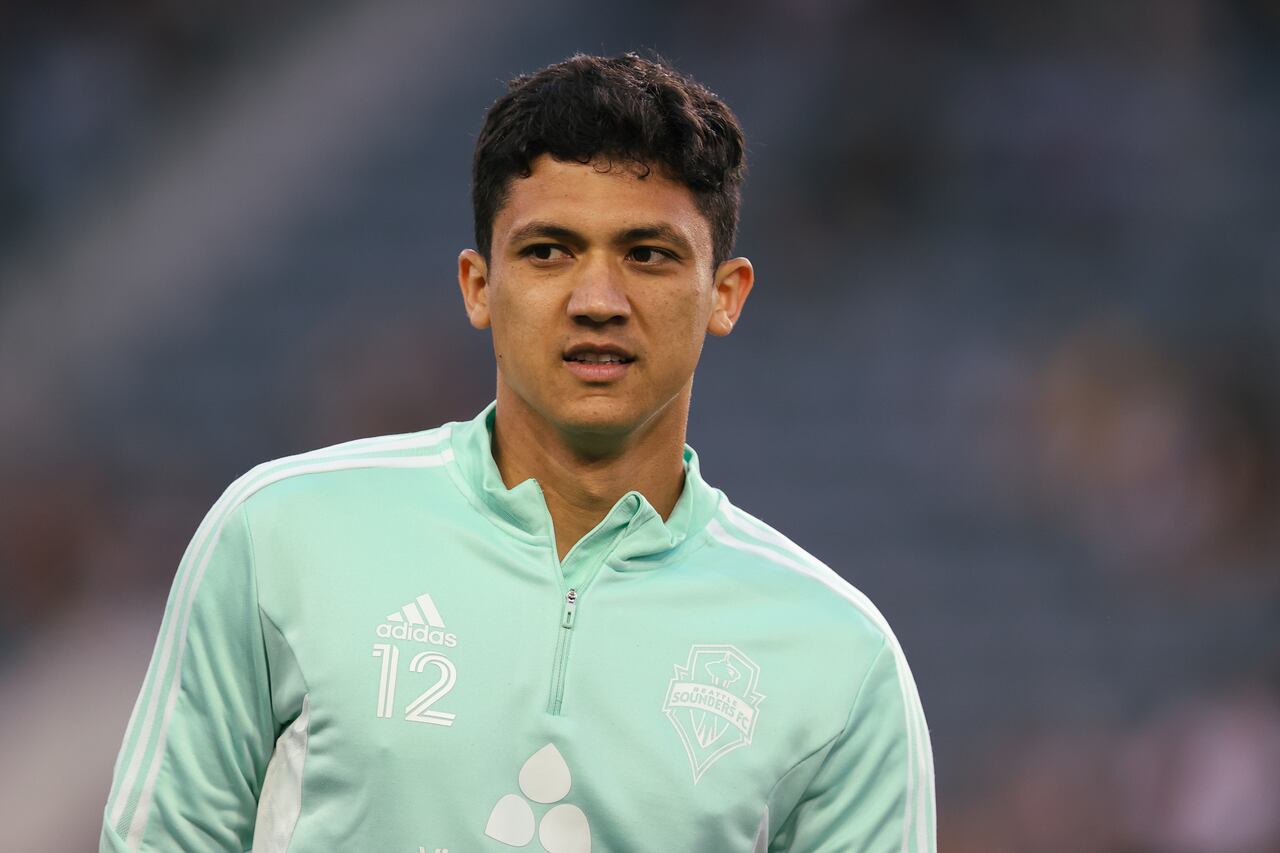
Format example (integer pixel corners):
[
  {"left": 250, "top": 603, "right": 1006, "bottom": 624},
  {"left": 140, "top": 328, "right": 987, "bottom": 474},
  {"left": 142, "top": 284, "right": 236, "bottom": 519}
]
[{"left": 472, "top": 53, "right": 746, "bottom": 267}]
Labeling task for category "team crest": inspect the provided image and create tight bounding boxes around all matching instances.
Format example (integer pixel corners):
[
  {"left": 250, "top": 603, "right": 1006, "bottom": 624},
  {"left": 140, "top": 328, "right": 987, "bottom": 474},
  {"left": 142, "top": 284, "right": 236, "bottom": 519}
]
[{"left": 663, "top": 644, "right": 765, "bottom": 783}]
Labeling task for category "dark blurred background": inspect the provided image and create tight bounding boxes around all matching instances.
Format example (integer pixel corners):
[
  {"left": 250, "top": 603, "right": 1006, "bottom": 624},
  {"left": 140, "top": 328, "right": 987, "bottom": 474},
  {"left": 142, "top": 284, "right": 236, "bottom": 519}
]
[{"left": 2, "top": 1, "right": 1279, "bottom": 849}]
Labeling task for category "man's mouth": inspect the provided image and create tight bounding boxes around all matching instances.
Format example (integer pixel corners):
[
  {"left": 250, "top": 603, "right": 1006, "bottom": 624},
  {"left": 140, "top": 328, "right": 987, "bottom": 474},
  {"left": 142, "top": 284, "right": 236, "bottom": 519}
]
[
  {"left": 562, "top": 344, "right": 635, "bottom": 380},
  {"left": 562, "top": 344, "right": 635, "bottom": 364},
  {"left": 564, "top": 352, "right": 634, "bottom": 364}
]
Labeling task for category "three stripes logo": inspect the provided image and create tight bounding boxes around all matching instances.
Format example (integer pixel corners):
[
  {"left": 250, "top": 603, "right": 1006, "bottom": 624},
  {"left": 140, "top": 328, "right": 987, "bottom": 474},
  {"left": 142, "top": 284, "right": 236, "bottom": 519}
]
[{"left": 376, "top": 592, "right": 458, "bottom": 647}]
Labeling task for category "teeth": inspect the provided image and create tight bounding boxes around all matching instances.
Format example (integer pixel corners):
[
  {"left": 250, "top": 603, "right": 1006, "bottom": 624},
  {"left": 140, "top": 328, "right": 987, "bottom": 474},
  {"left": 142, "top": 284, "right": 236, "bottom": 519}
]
[{"left": 570, "top": 353, "right": 626, "bottom": 364}]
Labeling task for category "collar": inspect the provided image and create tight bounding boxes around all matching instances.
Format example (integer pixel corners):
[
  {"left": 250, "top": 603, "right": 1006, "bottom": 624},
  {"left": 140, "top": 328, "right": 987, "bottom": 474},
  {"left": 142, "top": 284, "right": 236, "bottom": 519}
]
[{"left": 444, "top": 402, "right": 721, "bottom": 567}]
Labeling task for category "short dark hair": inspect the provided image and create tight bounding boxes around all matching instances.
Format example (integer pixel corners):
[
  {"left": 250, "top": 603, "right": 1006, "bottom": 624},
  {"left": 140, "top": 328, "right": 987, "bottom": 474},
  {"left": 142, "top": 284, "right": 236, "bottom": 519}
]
[{"left": 472, "top": 52, "right": 746, "bottom": 267}]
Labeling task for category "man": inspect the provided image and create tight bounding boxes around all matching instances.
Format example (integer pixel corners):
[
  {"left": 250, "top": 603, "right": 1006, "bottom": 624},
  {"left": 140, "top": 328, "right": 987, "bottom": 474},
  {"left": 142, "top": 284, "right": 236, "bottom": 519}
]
[{"left": 102, "top": 53, "right": 935, "bottom": 852}]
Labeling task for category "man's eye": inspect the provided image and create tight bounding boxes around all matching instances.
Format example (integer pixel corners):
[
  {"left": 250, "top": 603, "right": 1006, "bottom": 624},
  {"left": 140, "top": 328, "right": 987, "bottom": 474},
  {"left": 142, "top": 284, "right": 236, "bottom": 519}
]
[
  {"left": 628, "top": 247, "right": 671, "bottom": 265},
  {"left": 524, "top": 244, "right": 570, "bottom": 261}
]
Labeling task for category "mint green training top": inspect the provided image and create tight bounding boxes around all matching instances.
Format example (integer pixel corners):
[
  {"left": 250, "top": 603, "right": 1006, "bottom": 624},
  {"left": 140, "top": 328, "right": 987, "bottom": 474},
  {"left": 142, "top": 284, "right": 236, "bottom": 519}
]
[{"left": 102, "top": 403, "right": 935, "bottom": 852}]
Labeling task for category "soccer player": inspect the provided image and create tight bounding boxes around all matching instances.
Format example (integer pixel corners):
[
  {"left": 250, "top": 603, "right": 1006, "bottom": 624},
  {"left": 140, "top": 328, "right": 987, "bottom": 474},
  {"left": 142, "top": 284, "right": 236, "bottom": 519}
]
[{"left": 102, "top": 53, "right": 935, "bottom": 852}]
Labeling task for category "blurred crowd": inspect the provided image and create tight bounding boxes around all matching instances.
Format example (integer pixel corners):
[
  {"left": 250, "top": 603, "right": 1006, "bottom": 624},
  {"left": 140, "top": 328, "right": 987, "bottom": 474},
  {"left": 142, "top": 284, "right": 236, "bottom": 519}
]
[
  {"left": 0, "top": 0, "right": 315, "bottom": 247},
  {"left": 2, "top": 1, "right": 1278, "bottom": 850}
]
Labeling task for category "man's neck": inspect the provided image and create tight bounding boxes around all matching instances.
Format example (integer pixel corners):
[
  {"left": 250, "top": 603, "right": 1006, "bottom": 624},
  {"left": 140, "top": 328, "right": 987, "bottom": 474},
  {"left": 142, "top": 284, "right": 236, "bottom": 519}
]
[{"left": 491, "top": 388, "right": 688, "bottom": 561}]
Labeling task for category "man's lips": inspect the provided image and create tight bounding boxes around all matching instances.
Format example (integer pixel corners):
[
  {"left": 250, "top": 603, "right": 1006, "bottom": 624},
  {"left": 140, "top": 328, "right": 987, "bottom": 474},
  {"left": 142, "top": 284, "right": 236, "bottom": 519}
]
[
  {"left": 563, "top": 342, "right": 635, "bottom": 363},
  {"left": 562, "top": 343, "right": 635, "bottom": 382}
]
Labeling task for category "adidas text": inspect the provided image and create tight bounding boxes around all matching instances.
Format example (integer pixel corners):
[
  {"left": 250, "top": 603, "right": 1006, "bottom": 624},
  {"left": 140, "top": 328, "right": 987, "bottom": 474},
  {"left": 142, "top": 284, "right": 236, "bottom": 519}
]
[{"left": 376, "top": 623, "right": 458, "bottom": 647}]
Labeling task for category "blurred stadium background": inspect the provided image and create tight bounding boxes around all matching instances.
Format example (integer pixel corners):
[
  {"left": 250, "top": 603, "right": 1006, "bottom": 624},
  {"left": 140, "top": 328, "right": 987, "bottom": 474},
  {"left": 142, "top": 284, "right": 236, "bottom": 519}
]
[{"left": 2, "top": 1, "right": 1279, "bottom": 850}]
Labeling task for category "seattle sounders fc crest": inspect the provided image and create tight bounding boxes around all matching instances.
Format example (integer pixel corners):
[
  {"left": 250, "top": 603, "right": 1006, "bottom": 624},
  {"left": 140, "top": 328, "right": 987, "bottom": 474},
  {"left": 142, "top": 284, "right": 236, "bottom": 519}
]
[{"left": 663, "top": 644, "right": 765, "bottom": 783}]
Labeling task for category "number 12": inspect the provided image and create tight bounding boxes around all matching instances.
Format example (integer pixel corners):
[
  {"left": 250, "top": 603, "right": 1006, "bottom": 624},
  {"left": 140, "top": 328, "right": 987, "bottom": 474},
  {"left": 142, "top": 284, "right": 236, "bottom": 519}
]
[{"left": 372, "top": 643, "right": 457, "bottom": 726}]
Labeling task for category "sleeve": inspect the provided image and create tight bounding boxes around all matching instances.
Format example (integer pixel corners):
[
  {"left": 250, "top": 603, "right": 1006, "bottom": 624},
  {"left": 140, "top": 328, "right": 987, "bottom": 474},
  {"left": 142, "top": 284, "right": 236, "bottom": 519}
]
[
  {"left": 766, "top": 638, "right": 936, "bottom": 853},
  {"left": 101, "top": 498, "right": 277, "bottom": 852}
]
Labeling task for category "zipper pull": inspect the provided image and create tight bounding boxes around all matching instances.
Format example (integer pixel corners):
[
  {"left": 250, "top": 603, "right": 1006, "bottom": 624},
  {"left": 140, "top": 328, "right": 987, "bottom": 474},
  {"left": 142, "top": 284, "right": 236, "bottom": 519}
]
[{"left": 561, "top": 588, "right": 577, "bottom": 629}]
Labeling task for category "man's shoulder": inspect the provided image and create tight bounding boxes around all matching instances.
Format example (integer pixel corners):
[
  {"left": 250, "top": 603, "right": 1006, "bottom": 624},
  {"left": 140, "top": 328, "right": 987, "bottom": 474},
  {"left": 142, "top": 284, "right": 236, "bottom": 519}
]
[
  {"left": 704, "top": 500, "right": 895, "bottom": 647},
  {"left": 221, "top": 423, "right": 458, "bottom": 515}
]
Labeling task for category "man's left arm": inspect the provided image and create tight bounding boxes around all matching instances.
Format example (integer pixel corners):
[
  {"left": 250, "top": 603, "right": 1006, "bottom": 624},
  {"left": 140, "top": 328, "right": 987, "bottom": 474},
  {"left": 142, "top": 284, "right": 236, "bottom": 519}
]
[{"left": 766, "top": 637, "right": 936, "bottom": 852}]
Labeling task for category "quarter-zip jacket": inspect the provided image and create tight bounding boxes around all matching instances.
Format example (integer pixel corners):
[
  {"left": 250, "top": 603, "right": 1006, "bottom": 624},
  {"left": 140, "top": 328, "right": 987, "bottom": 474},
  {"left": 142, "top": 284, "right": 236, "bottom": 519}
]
[{"left": 102, "top": 403, "right": 935, "bottom": 852}]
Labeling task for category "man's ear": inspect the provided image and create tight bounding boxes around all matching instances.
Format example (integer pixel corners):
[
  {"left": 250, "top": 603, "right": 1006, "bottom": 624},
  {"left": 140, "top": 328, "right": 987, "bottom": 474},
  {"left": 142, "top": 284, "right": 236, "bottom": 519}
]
[
  {"left": 707, "top": 257, "right": 754, "bottom": 336},
  {"left": 457, "top": 249, "right": 492, "bottom": 330}
]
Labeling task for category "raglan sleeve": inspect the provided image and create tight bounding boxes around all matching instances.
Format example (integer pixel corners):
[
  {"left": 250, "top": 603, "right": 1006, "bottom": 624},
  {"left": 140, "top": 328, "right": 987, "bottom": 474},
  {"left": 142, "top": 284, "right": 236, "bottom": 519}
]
[
  {"left": 767, "top": 636, "right": 936, "bottom": 853},
  {"left": 101, "top": 496, "right": 277, "bottom": 852}
]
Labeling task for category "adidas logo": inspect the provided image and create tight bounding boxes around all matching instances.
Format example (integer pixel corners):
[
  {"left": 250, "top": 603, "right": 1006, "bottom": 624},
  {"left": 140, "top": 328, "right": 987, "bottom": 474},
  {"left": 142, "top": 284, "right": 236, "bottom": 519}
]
[
  {"left": 375, "top": 593, "right": 458, "bottom": 647},
  {"left": 485, "top": 743, "right": 591, "bottom": 853}
]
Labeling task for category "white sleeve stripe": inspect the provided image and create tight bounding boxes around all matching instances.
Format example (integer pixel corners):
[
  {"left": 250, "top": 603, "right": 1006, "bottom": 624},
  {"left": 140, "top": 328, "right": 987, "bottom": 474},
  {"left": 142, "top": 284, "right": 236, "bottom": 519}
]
[
  {"left": 715, "top": 507, "right": 897, "bottom": 646},
  {"left": 722, "top": 506, "right": 852, "bottom": 589},
  {"left": 106, "top": 428, "right": 452, "bottom": 844},
  {"left": 707, "top": 513, "right": 933, "bottom": 852}
]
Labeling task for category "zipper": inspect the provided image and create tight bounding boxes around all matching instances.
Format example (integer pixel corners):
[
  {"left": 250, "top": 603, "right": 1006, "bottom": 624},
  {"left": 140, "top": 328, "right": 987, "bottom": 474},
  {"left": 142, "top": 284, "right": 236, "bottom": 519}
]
[
  {"left": 540, "top": 485, "right": 637, "bottom": 716},
  {"left": 547, "top": 588, "right": 577, "bottom": 715},
  {"left": 561, "top": 588, "right": 578, "bottom": 628}
]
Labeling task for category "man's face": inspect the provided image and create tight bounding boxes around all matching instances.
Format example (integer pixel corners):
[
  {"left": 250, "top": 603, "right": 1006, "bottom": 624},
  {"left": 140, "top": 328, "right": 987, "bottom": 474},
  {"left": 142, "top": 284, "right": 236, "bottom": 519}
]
[{"left": 458, "top": 154, "right": 752, "bottom": 442}]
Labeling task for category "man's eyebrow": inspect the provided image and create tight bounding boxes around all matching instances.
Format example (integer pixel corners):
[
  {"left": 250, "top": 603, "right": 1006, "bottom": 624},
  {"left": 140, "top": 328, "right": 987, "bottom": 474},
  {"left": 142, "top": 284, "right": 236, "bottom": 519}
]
[
  {"left": 616, "top": 224, "right": 693, "bottom": 256},
  {"left": 507, "top": 220, "right": 695, "bottom": 256},
  {"left": 508, "top": 221, "right": 585, "bottom": 246}
]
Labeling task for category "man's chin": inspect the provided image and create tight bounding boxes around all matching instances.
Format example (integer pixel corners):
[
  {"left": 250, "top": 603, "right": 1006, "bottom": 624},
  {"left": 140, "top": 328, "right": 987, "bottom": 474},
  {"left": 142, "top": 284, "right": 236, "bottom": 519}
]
[
  {"left": 546, "top": 397, "right": 668, "bottom": 446},
  {"left": 546, "top": 384, "right": 690, "bottom": 444},
  {"left": 553, "top": 405, "right": 639, "bottom": 439}
]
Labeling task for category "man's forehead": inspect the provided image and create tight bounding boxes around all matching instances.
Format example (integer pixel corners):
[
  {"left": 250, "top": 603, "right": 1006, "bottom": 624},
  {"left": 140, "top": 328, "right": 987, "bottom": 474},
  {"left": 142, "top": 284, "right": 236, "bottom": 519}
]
[{"left": 494, "top": 156, "right": 710, "bottom": 249}]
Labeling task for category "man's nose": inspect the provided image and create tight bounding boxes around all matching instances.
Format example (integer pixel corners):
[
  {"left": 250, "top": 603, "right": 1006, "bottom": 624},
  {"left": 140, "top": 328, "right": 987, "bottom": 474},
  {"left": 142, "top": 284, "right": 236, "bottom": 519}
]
[{"left": 566, "top": 256, "right": 631, "bottom": 325}]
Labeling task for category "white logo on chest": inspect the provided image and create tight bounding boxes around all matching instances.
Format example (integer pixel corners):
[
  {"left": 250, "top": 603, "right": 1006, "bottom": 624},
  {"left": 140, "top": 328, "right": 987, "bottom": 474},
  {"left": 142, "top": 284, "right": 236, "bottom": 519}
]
[
  {"left": 370, "top": 591, "right": 460, "bottom": 725},
  {"left": 485, "top": 743, "right": 591, "bottom": 852},
  {"left": 663, "top": 644, "right": 766, "bottom": 783},
  {"left": 376, "top": 592, "right": 458, "bottom": 647}
]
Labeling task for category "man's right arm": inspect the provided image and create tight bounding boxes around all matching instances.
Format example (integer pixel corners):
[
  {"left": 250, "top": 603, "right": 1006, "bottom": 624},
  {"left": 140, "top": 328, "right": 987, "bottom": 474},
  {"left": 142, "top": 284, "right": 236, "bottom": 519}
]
[
  {"left": 102, "top": 497, "right": 276, "bottom": 852},
  {"left": 765, "top": 636, "right": 936, "bottom": 852}
]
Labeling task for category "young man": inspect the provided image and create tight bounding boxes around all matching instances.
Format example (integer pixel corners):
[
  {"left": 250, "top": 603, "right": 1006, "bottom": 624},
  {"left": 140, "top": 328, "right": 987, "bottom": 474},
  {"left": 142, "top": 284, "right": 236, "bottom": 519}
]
[{"left": 102, "top": 53, "right": 935, "bottom": 852}]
